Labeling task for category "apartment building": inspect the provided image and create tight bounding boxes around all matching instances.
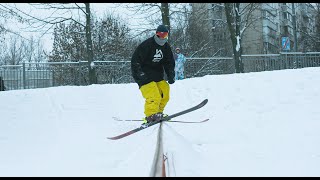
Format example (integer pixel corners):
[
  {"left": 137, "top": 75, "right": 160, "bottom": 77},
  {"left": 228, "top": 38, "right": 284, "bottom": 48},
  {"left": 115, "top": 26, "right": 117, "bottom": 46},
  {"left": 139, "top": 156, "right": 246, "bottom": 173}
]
[
  {"left": 192, "top": 3, "right": 317, "bottom": 54},
  {"left": 190, "top": 3, "right": 232, "bottom": 56},
  {"left": 296, "top": 3, "right": 317, "bottom": 52}
]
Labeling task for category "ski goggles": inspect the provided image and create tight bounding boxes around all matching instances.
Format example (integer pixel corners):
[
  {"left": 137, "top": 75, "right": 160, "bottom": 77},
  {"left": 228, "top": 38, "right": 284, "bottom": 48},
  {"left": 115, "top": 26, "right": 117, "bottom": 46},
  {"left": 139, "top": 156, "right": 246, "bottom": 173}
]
[{"left": 156, "top": 31, "right": 169, "bottom": 39}]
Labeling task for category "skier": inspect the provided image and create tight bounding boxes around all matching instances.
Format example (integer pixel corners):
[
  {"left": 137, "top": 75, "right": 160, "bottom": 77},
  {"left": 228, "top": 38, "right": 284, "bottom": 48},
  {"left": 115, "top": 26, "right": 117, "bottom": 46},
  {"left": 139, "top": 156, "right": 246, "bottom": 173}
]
[
  {"left": 174, "top": 47, "right": 187, "bottom": 80},
  {"left": 131, "top": 24, "right": 175, "bottom": 125}
]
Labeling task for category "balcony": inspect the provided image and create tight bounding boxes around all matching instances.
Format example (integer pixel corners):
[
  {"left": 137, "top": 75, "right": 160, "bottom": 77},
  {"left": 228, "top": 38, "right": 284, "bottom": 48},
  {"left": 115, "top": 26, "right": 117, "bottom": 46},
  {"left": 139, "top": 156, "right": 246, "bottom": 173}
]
[
  {"left": 301, "top": 11, "right": 311, "bottom": 18},
  {"left": 282, "top": 19, "right": 290, "bottom": 26},
  {"left": 282, "top": 19, "right": 289, "bottom": 26},
  {"left": 281, "top": 5, "right": 287, "bottom": 12}
]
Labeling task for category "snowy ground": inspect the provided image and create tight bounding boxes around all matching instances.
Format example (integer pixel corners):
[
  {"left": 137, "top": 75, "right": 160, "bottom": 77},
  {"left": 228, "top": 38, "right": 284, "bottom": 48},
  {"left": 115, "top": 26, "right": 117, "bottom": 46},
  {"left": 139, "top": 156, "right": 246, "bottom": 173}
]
[{"left": 0, "top": 67, "right": 320, "bottom": 177}]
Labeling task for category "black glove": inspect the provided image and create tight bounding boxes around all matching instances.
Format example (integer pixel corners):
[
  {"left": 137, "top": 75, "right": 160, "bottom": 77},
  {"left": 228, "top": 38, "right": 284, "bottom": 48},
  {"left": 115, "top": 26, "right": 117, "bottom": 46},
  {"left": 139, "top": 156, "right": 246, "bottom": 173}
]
[{"left": 168, "top": 79, "right": 175, "bottom": 84}]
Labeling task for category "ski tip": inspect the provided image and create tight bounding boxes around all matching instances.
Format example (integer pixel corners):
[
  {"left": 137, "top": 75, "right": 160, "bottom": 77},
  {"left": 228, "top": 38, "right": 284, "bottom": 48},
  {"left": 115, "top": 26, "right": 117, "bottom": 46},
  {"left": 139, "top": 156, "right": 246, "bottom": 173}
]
[
  {"left": 197, "top": 99, "right": 208, "bottom": 107},
  {"left": 202, "top": 118, "right": 209, "bottom": 122}
]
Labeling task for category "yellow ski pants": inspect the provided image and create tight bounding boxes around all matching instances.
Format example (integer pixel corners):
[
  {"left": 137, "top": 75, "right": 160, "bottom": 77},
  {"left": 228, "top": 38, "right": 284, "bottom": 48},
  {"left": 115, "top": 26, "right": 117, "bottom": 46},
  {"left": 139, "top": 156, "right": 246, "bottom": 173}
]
[{"left": 140, "top": 80, "right": 170, "bottom": 117}]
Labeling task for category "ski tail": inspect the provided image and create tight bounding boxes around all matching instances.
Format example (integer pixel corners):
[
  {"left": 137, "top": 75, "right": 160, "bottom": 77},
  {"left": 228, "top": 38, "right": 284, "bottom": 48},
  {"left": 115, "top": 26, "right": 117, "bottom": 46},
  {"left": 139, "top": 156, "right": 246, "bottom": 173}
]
[{"left": 107, "top": 128, "right": 142, "bottom": 140}]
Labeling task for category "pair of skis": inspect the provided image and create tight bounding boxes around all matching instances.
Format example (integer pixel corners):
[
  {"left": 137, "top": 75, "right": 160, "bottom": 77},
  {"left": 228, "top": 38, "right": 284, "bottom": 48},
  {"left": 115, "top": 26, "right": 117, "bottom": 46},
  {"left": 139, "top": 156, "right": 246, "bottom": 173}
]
[
  {"left": 107, "top": 99, "right": 209, "bottom": 140},
  {"left": 112, "top": 117, "right": 209, "bottom": 124}
]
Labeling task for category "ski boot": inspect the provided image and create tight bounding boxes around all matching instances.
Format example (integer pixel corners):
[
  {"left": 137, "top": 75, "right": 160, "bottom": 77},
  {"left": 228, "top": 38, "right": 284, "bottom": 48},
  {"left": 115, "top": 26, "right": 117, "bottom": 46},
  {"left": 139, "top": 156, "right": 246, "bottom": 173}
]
[
  {"left": 159, "top": 113, "right": 171, "bottom": 121},
  {"left": 141, "top": 113, "right": 163, "bottom": 127}
]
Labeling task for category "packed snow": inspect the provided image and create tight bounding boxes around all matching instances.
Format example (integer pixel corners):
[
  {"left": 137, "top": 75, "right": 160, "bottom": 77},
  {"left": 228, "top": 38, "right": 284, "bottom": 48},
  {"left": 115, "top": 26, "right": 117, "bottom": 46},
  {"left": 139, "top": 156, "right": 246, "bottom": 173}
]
[{"left": 1, "top": 67, "right": 320, "bottom": 177}]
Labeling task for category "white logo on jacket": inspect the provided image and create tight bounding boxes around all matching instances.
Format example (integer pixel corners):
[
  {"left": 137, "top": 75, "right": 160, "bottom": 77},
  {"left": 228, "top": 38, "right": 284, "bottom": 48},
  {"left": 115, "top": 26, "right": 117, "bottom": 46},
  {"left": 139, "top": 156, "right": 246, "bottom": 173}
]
[{"left": 152, "top": 49, "right": 163, "bottom": 62}]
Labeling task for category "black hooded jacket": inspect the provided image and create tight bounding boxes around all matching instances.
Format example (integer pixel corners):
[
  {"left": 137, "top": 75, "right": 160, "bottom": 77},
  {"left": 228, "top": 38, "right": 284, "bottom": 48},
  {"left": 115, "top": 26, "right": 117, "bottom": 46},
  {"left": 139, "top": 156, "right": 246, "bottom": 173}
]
[{"left": 131, "top": 36, "right": 175, "bottom": 88}]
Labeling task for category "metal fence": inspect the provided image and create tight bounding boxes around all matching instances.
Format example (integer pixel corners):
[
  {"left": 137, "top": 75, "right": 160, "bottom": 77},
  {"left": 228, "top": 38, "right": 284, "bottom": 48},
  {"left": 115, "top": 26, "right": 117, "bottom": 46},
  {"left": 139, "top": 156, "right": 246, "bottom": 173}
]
[
  {"left": 1, "top": 52, "right": 320, "bottom": 91},
  {"left": 0, "top": 63, "right": 80, "bottom": 90},
  {"left": 243, "top": 52, "right": 320, "bottom": 72}
]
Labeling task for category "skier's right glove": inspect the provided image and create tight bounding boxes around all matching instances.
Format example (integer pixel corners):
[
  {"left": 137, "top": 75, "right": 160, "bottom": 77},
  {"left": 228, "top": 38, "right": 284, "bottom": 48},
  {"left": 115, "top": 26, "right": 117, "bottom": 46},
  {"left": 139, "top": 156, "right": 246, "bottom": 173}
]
[{"left": 168, "top": 79, "right": 175, "bottom": 84}]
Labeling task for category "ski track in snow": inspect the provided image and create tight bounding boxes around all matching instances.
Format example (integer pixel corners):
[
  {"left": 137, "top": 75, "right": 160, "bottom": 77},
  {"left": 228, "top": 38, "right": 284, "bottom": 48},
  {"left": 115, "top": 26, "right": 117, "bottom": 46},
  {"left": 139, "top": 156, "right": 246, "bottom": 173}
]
[{"left": 1, "top": 68, "right": 320, "bottom": 176}]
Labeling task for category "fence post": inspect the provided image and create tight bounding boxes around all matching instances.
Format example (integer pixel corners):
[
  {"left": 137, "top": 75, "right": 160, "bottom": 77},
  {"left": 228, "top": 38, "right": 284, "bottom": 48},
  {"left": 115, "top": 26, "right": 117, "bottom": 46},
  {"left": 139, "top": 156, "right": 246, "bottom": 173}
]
[
  {"left": 280, "top": 53, "right": 283, "bottom": 69},
  {"left": 51, "top": 70, "right": 54, "bottom": 87},
  {"left": 22, "top": 62, "right": 26, "bottom": 89}
]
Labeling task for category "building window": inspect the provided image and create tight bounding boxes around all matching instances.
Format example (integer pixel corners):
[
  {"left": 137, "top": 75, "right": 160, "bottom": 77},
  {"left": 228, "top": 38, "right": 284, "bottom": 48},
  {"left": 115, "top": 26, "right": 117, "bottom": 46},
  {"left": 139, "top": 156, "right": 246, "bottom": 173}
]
[
  {"left": 267, "top": 27, "right": 277, "bottom": 39},
  {"left": 213, "top": 33, "right": 223, "bottom": 42},
  {"left": 283, "top": 26, "right": 289, "bottom": 35},
  {"left": 283, "top": 12, "right": 288, "bottom": 19},
  {"left": 288, "top": 13, "right": 292, "bottom": 21}
]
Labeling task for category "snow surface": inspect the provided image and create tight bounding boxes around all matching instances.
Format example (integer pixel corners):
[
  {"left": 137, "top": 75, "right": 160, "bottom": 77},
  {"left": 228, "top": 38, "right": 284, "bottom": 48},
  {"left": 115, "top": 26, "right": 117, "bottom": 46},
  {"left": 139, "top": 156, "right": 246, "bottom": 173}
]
[{"left": 1, "top": 67, "right": 320, "bottom": 177}]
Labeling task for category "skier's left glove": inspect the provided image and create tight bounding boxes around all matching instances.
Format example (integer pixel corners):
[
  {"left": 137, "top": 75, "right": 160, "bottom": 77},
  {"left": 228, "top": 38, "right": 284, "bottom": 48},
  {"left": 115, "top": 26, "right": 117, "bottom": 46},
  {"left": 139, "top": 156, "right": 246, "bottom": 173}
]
[{"left": 168, "top": 79, "right": 175, "bottom": 84}]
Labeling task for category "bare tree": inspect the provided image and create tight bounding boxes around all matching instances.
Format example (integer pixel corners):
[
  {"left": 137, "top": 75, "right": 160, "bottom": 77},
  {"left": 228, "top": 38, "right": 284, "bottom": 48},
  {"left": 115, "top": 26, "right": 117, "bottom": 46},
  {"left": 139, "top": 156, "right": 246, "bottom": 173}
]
[
  {"left": 169, "top": 4, "right": 191, "bottom": 52},
  {"left": 119, "top": 3, "right": 184, "bottom": 44},
  {"left": 224, "top": 3, "right": 260, "bottom": 73},
  {"left": 0, "top": 4, "right": 29, "bottom": 45},
  {"left": 316, "top": 3, "right": 320, "bottom": 51},
  {"left": 25, "top": 36, "right": 35, "bottom": 70},
  {"left": 186, "top": 3, "right": 229, "bottom": 57},
  {"left": 84, "top": 3, "right": 96, "bottom": 84},
  {"left": 1, "top": 4, "right": 48, "bottom": 68},
  {"left": 123, "top": 3, "right": 218, "bottom": 57},
  {"left": 160, "top": 3, "right": 170, "bottom": 31},
  {"left": 6, "top": 35, "right": 27, "bottom": 65},
  {"left": 120, "top": 4, "right": 166, "bottom": 28},
  {"left": 296, "top": 3, "right": 320, "bottom": 52},
  {"left": 4, "top": 3, "right": 97, "bottom": 84}
]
